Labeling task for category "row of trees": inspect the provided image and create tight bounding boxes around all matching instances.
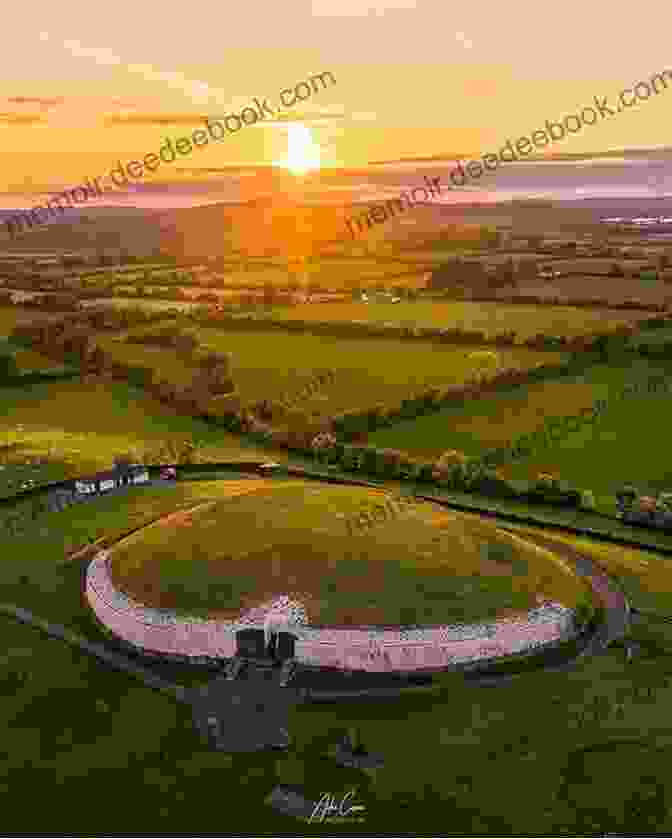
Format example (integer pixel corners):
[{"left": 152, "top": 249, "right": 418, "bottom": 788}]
[
  {"left": 300, "top": 439, "right": 595, "bottom": 512},
  {"left": 10, "top": 316, "right": 238, "bottom": 410},
  {"left": 197, "top": 309, "right": 644, "bottom": 353},
  {"left": 456, "top": 292, "right": 666, "bottom": 313}
]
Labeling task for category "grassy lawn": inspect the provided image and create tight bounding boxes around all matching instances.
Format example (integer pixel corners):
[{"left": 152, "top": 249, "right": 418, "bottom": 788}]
[
  {"left": 0, "top": 380, "right": 278, "bottom": 476},
  {"left": 262, "top": 300, "right": 651, "bottom": 339},
  {"left": 107, "top": 480, "right": 587, "bottom": 624},
  {"left": 504, "top": 523, "right": 672, "bottom": 613},
  {"left": 1, "top": 477, "right": 672, "bottom": 833},
  {"left": 3, "top": 605, "right": 672, "bottom": 836}
]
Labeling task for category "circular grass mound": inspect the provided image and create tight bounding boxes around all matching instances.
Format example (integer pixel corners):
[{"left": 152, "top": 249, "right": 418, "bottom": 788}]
[{"left": 108, "top": 480, "right": 587, "bottom": 627}]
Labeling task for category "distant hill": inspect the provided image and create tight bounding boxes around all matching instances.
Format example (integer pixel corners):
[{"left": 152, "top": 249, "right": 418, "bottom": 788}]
[
  {"left": 0, "top": 206, "right": 163, "bottom": 257},
  {"left": 155, "top": 196, "right": 352, "bottom": 261}
]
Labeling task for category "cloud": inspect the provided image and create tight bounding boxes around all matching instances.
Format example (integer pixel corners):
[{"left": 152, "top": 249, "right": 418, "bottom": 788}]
[
  {"left": 262, "top": 105, "right": 347, "bottom": 126},
  {"left": 174, "top": 166, "right": 273, "bottom": 174},
  {"left": 105, "top": 105, "right": 347, "bottom": 128},
  {"left": 104, "top": 112, "right": 212, "bottom": 126},
  {"left": 43, "top": 33, "right": 241, "bottom": 108},
  {"left": 109, "top": 98, "right": 142, "bottom": 109},
  {"left": 262, "top": 113, "right": 343, "bottom": 126}
]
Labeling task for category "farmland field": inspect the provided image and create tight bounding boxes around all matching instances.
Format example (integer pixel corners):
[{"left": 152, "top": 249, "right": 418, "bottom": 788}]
[
  {"left": 499, "top": 365, "right": 672, "bottom": 510},
  {"left": 100, "top": 325, "right": 564, "bottom": 418},
  {"left": 509, "top": 275, "right": 672, "bottom": 305},
  {"left": 12, "top": 347, "right": 69, "bottom": 372},
  {"left": 80, "top": 298, "right": 203, "bottom": 312},
  {"left": 263, "top": 300, "right": 653, "bottom": 339},
  {"left": 93, "top": 338, "right": 197, "bottom": 387},
  {"left": 106, "top": 261, "right": 429, "bottom": 290},
  {"left": 369, "top": 374, "right": 607, "bottom": 461},
  {"left": 0, "top": 380, "right": 280, "bottom": 475},
  {"left": 537, "top": 257, "right": 656, "bottom": 275},
  {"left": 0, "top": 305, "right": 72, "bottom": 336},
  {"left": 369, "top": 357, "right": 672, "bottom": 509}
]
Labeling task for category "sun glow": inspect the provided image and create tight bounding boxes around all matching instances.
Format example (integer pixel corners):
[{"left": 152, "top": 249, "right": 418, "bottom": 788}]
[{"left": 275, "top": 123, "right": 321, "bottom": 175}]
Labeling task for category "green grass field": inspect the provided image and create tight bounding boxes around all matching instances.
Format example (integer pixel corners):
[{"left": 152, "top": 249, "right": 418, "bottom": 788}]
[
  {"left": 0, "top": 380, "right": 279, "bottom": 476},
  {"left": 108, "top": 480, "right": 586, "bottom": 624},
  {"left": 100, "top": 324, "right": 561, "bottom": 419},
  {"left": 1, "top": 477, "right": 672, "bottom": 834},
  {"left": 370, "top": 357, "right": 672, "bottom": 507},
  {"left": 264, "top": 300, "right": 651, "bottom": 339},
  {"left": 495, "top": 357, "right": 672, "bottom": 508},
  {"left": 500, "top": 376, "right": 672, "bottom": 509}
]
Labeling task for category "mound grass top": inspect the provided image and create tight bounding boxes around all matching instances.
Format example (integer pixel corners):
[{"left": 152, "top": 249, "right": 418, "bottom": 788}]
[{"left": 108, "top": 480, "right": 587, "bottom": 626}]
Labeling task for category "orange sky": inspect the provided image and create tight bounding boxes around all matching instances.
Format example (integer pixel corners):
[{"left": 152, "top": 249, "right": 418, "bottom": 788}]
[{"left": 1, "top": 0, "right": 670, "bottom": 193}]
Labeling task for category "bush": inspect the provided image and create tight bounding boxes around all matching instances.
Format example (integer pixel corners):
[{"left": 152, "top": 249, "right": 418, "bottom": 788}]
[
  {"left": 394, "top": 457, "right": 414, "bottom": 480},
  {"left": 416, "top": 463, "right": 435, "bottom": 483},
  {"left": 369, "top": 448, "right": 390, "bottom": 477},
  {"left": 339, "top": 446, "right": 358, "bottom": 471},
  {"left": 579, "top": 489, "right": 596, "bottom": 511},
  {"left": 474, "top": 471, "right": 520, "bottom": 499},
  {"left": 360, "top": 447, "right": 379, "bottom": 474},
  {"left": 334, "top": 409, "right": 369, "bottom": 439},
  {"left": 573, "top": 601, "right": 593, "bottom": 628},
  {"left": 436, "top": 450, "right": 467, "bottom": 470},
  {"left": 126, "top": 365, "right": 154, "bottom": 388}
]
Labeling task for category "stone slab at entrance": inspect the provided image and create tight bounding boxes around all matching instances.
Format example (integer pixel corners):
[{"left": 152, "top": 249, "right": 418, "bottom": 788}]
[{"left": 188, "top": 664, "right": 304, "bottom": 753}]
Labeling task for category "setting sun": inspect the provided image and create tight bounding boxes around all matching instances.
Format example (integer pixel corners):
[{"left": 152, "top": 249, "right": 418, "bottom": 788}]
[{"left": 275, "top": 123, "right": 321, "bottom": 175}]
